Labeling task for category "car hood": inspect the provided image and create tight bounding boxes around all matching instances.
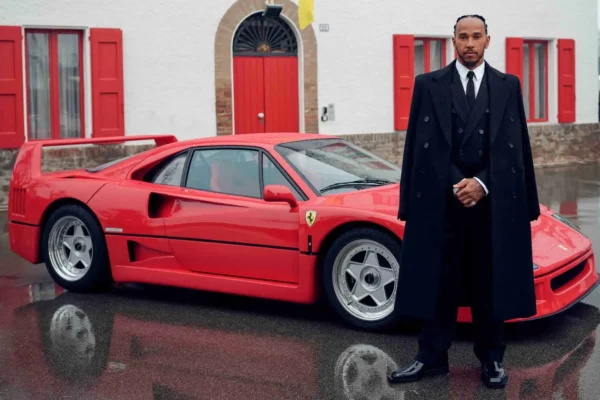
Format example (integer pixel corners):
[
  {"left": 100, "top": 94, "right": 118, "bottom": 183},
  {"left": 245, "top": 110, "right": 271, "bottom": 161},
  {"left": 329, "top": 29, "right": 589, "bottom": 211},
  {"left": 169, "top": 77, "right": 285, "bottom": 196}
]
[
  {"left": 316, "top": 184, "right": 400, "bottom": 217},
  {"left": 317, "top": 187, "right": 591, "bottom": 272}
]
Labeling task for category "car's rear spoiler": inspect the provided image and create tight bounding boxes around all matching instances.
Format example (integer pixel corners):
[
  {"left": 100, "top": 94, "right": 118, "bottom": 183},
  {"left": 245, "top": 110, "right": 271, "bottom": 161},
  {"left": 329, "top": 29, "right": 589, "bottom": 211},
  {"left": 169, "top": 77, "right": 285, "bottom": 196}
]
[{"left": 12, "top": 134, "right": 177, "bottom": 180}]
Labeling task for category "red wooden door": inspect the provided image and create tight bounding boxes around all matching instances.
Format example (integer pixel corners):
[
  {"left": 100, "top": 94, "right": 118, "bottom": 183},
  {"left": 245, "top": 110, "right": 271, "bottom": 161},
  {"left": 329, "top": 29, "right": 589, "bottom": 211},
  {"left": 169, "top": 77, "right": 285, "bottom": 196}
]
[
  {"left": 264, "top": 57, "right": 299, "bottom": 132},
  {"left": 233, "top": 56, "right": 299, "bottom": 134},
  {"left": 233, "top": 57, "right": 265, "bottom": 134}
]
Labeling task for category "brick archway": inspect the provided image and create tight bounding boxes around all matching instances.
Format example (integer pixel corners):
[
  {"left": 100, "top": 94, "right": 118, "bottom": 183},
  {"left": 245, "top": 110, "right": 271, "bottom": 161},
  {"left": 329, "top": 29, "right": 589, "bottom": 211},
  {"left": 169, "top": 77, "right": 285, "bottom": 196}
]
[{"left": 214, "top": 0, "right": 318, "bottom": 135}]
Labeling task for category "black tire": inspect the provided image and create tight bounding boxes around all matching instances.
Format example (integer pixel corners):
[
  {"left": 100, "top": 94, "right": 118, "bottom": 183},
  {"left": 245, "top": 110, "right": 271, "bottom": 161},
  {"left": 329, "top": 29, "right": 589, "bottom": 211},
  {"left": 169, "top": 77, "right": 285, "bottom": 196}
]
[
  {"left": 322, "top": 227, "right": 404, "bottom": 331},
  {"left": 41, "top": 204, "right": 112, "bottom": 292}
]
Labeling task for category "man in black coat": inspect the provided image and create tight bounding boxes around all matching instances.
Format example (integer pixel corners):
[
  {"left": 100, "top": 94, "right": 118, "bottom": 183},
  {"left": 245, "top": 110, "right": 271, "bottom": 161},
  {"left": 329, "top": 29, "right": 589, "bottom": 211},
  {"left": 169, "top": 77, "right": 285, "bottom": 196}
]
[{"left": 389, "top": 15, "right": 540, "bottom": 388}]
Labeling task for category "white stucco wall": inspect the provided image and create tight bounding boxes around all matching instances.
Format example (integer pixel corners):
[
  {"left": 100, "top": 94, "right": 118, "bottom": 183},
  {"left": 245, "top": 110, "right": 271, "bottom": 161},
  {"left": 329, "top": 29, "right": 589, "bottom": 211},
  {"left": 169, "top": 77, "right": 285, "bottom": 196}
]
[
  {"left": 314, "top": 0, "right": 598, "bottom": 134},
  {"left": 0, "top": 0, "right": 597, "bottom": 141},
  {"left": 0, "top": 0, "right": 235, "bottom": 141}
]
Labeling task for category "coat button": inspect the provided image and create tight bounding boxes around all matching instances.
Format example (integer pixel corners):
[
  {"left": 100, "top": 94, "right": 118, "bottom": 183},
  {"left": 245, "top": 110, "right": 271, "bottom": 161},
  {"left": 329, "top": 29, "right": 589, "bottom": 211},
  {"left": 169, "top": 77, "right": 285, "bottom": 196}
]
[
  {"left": 509, "top": 142, "right": 514, "bottom": 148},
  {"left": 452, "top": 108, "right": 457, "bottom": 113},
  {"left": 512, "top": 192, "right": 517, "bottom": 198},
  {"left": 510, "top": 116, "right": 515, "bottom": 122},
  {"left": 485, "top": 108, "right": 490, "bottom": 113},
  {"left": 511, "top": 167, "right": 516, "bottom": 173},
  {"left": 424, "top": 142, "right": 429, "bottom": 148},
  {"left": 424, "top": 116, "right": 429, "bottom": 122},
  {"left": 478, "top": 150, "right": 483, "bottom": 156},
  {"left": 416, "top": 192, "right": 422, "bottom": 198},
  {"left": 458, "top": 128, "right": 463, "bottom": 134},
  {"left": 479, "top": 129, "right": 484, "bottom": 135},
  {"left": 420, "top": 167, "right": 426, "bottom": 174},
  {"left": 460, "top": 149, "right": 464, "bottom": 155}
]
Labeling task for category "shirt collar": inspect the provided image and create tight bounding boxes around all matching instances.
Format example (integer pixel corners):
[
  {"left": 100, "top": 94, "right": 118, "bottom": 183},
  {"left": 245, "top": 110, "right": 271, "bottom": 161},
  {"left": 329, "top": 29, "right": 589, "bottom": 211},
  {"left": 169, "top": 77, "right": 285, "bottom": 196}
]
[{"left": 456, "top": 59, "right": 485, "bottom": 81}]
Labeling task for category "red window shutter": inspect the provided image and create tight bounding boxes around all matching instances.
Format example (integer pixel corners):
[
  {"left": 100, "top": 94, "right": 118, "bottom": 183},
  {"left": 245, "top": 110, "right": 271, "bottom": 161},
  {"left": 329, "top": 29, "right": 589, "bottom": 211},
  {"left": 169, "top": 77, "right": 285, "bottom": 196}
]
[
  {"left": 0, "top": 26, "right": 25, "bottom": 148},
  {"left": 393, "top": 34, "right": 414, "bottom": 131},
  {"left": 557, "top": 39, "right": 575, "bottom": 123},
  {"left": 505, "top": 37, "right": 524, "bottom": 86},
  {"left": 90, "top": 28, "right": 125, "bottom": 137}
]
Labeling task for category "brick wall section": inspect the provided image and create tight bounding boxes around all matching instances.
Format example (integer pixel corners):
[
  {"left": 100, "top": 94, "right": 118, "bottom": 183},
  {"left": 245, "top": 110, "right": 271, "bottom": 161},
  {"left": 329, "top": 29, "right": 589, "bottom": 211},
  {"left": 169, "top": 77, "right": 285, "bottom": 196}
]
[
  {"left": 527, "top": 123, "right": 600, "bottom": 166},
  {"left": 0, "top": 149, "right": 18, "bottom": 211},
  {"left": 40, "top": 144, "right": 154, "bottom": 173},
  {"left": 344, "top": 123, "right": 600, "bottom": 168},
  {"left": 215, "top": 0, "right": 319, "bottom": 135},
  {"left": 344, "top": 132, "right": 407, "bottom": 166},
  {"left": 1, "top": 122, "right": 599, "bottom": 210}
]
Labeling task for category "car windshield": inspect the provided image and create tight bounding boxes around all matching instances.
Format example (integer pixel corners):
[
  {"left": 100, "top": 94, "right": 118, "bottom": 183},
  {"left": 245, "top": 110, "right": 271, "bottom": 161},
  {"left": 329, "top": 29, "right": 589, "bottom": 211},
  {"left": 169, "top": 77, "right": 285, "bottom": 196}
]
[{"left": 275, "top": 139, "right": 401, "bottom": 195}]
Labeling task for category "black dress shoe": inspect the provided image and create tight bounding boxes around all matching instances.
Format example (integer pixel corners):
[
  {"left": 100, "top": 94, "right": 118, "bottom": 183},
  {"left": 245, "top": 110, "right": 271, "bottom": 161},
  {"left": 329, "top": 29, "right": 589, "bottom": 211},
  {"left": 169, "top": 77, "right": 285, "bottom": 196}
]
[
  {"left": 388, "top": 360, "right": 449, "bottom": 383},
  {"left": 481, "top": 361, "right": 508, "bottom": 388}
]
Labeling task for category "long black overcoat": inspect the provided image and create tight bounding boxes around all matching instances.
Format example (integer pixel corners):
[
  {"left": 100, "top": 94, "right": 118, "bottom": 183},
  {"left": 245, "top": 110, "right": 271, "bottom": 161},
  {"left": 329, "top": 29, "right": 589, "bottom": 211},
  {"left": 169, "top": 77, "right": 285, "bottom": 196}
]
[{"left": 396, "top": 60, "right": 541, "bottom": 322}]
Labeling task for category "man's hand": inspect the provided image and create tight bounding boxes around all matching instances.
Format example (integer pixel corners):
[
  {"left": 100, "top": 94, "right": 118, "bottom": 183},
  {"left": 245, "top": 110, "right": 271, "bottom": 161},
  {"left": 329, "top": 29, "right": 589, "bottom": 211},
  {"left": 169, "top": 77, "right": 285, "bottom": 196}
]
[{"left": 453, "top": 178, "right": 485, "bottom": 207}]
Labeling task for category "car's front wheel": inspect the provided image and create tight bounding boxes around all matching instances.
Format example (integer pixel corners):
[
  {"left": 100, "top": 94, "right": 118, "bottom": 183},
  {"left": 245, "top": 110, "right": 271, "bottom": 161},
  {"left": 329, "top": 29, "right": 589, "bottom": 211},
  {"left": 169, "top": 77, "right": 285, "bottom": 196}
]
[
  {"left": 322, "top": 227, "right": 403, "bottom": 330},
  {"left": 41, "top": 204, "right": 112, "bottom": 292}
]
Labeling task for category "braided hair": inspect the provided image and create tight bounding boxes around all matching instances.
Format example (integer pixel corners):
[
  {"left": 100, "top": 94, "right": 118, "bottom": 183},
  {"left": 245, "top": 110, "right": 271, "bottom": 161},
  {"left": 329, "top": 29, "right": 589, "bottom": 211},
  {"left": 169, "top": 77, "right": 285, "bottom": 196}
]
[{"left": 454, "top": 14, "right": 488, "bottom": 34}]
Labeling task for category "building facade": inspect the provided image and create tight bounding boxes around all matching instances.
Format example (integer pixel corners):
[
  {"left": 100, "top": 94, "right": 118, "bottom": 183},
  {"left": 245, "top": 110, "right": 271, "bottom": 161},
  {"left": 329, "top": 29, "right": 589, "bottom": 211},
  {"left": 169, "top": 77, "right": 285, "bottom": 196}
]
[{"left": 0, "top": 0, "right": 598, "bottom": 208}]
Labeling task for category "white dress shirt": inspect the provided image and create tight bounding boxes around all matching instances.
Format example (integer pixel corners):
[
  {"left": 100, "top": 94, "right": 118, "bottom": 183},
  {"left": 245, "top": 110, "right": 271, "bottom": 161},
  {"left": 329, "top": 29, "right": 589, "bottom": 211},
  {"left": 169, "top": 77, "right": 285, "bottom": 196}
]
[
  {"left": 455, "top": 59, "right": 485, "bottom": 98},
  {"left": 454, "top": 60, "right": 489, "bottom": 196}
]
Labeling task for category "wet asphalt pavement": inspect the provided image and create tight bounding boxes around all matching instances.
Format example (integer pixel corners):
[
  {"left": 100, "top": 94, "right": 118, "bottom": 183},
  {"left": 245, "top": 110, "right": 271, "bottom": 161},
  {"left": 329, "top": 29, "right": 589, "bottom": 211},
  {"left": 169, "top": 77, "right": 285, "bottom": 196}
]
[{"left": 2, "top": 163, "right": 600, "bottom": 400}]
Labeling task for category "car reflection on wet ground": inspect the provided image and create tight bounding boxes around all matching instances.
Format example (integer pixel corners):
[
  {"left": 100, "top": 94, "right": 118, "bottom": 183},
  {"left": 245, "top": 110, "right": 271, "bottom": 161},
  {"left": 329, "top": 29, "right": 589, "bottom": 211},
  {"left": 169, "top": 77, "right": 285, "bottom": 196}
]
[{"left": 1, "top": 163, "right": 600, "bottom": 400}]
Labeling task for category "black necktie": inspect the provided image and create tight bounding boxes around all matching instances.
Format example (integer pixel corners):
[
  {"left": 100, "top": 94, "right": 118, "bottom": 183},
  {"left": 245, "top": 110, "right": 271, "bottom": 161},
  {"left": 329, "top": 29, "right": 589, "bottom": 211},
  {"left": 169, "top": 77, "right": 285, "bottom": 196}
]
[{"left": 466, "top": 70, "right": 475, "bottom": 110}]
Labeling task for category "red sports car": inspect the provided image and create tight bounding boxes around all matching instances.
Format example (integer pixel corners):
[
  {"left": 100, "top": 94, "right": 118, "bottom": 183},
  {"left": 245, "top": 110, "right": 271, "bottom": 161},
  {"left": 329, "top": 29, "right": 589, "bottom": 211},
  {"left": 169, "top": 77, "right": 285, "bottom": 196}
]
[{"left": 7, "top": 133, "right": 599, "bottom": 330}]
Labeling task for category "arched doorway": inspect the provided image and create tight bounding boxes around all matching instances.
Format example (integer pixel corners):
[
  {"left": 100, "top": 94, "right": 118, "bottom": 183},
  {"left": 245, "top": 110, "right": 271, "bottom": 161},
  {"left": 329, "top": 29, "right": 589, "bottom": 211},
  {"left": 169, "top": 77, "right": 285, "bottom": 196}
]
[{"left": 232, "top": 12, "right": 299, "bottom": 134}]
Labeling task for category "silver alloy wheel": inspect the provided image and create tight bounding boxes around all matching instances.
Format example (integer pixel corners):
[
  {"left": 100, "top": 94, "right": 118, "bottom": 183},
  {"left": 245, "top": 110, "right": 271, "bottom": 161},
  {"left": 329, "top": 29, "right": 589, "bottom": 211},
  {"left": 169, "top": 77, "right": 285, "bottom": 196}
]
[
  {"left": 332, "top": 239, "right": 399, "bottom": 321},
  {"left": 48, "top": 216, "right": 94, "bottom": 281}
]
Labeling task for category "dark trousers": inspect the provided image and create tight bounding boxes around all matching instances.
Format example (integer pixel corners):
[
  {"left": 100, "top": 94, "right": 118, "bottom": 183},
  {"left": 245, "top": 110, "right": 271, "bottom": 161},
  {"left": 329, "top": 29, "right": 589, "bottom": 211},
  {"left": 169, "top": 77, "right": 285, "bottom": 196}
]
[{"left": 416, "top": 191, "right": 505, "bottom": 366}]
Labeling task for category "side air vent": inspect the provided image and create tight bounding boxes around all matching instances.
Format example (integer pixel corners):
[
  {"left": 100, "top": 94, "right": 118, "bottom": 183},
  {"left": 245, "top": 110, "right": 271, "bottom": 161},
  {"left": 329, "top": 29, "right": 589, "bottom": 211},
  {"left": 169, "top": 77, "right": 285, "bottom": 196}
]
[
  {"left": 127, "top": 240, "right": 172, "bottom": 263},
  {"left": 10, "top": 188, "right": 26, "bottom": 216},
  {"left": 148, "top": 192, "right": 174, "bottom": 219}
]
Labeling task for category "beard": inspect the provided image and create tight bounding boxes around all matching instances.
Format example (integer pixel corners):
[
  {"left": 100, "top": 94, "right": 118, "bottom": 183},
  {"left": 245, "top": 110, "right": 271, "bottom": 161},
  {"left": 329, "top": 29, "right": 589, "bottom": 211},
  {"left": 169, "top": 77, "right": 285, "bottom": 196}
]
[{"left": 459, "top": 52, "right": 483, "bottom": 68}]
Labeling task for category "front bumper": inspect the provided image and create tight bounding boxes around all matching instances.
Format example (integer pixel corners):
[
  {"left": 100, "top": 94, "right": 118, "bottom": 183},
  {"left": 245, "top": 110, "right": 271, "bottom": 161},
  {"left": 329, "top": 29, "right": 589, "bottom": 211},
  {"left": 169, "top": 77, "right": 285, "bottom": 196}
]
[
  {"left": 457, "top": 249, "right": 598, "bottom": 323},
  {"left": 524, "top": 249, "right": 598, "bottom": 321}
]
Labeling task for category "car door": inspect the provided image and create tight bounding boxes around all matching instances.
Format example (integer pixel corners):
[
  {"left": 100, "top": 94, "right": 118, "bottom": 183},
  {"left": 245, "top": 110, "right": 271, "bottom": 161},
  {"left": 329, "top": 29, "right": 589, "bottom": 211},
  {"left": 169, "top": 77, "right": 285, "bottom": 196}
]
[{"left": 161, "top": 146, "right": 305, "bottom": 284}]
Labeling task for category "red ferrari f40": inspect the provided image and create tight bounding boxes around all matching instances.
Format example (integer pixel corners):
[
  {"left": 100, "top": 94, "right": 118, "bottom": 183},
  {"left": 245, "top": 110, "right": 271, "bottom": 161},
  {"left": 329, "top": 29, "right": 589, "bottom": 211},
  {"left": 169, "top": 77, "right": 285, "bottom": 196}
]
[{"left": 7, "top": 133, "right": 598, "bottom": 330}]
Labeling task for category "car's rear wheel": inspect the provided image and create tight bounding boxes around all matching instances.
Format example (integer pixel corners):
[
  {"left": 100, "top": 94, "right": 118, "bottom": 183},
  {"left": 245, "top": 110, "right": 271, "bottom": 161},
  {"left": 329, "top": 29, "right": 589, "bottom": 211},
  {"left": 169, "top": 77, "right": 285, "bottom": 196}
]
[
  {"left": 323, "top": 227, "right": 403, "bottom": 330},
  {"left": 42, "top": 204, "right": 112, "bottom": 292}
]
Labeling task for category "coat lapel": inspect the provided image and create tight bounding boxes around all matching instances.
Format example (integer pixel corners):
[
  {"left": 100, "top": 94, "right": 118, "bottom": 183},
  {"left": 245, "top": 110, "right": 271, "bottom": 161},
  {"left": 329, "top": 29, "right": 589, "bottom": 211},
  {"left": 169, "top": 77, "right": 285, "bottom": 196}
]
[
  {"left": 430, "top": 63, "right": 454, "bottom": 148},
  {"left": 461, "top": 73, "right": 489, "bottom": 146},
  {"left": 486, "top": 62, "right": 510, "bottom": 146}
]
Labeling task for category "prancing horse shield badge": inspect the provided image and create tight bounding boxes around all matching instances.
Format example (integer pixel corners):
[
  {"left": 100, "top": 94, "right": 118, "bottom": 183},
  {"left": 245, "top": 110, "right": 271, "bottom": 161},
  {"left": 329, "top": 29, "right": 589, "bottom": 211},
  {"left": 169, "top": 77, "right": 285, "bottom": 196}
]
[{"left": 305, "top": 210, "right": 317, "bottom": 227}]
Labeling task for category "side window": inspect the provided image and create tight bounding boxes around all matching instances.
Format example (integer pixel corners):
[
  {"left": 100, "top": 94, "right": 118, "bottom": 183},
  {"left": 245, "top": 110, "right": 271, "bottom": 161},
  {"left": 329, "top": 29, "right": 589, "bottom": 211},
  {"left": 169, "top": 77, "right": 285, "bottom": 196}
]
[
  {"left": 186, "top": 148, "right": 260, "bottom": 198},
  {"left": 150, "top": 153, "right": 187, "bottom": 186},
  {"left": 262, "top": 154, "right": 302, "bottom": 200}
]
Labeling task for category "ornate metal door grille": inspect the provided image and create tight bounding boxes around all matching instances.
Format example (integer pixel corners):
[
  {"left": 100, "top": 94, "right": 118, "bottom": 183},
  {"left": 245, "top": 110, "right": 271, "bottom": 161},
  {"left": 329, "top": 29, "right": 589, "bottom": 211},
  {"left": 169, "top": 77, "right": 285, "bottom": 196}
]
[{"left": 232, "top": 13, "right": 298, "bottom": 56}]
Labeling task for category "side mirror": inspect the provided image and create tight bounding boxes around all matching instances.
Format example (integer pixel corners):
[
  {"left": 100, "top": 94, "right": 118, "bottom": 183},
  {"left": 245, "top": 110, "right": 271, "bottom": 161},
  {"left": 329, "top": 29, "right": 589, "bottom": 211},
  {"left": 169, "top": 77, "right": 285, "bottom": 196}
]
[{"left": 263, "top": 184, "right": 298, "bottom": 208}]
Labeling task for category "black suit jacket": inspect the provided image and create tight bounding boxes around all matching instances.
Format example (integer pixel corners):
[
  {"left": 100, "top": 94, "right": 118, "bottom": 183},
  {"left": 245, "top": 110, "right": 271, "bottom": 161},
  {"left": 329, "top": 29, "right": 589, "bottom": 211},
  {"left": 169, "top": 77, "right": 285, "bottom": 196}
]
[
  {"left": 395, "top": 60, "right": 540, "bottom": 322},
  {"left": 398, "top": 60, "right": 540, "bottom": 222}
]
